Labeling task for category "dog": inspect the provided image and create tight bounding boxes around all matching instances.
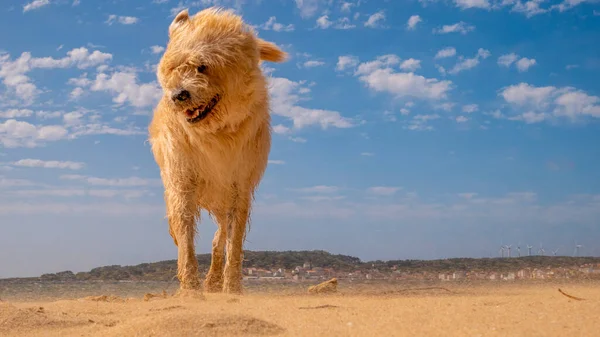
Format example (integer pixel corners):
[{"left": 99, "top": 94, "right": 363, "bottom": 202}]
[{"left": 148, "top": 7, "right": 286, "bottom": 294}]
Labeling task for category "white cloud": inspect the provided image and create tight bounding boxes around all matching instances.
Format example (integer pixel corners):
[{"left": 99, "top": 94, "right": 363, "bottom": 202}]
[
  {"left": 399, "top": 58, "right": 421, "bottom": 72},
  {"left": 12, "top": 159, "right": 84, "bottom": 170},
  {"left": 515, "top": 57, "right": 537, "bottom": 72},
  {"left": 60, "top": 174, "right": 161, "bottom": 187},
  {"left": 434, "top": 21, "right": 475, "bottom": 34},
  {"left": 498, "top": 53, "right": 519, "bottom": 67},
  {"left": 85, "top": 71, "right": 162, "bottom": 108},
  {"left": 355, "top": 55, "right": 453, "bottom": 100},
  {"left": 510, "top": 0, "right": 547, "bottom": 17},
  {"left": 302, "top": 60, "right": 325, "bottom": 68},
  {"left": 69, "top": 87, "right": 84, "bottom": 100},
  {"left": 259, "top": 16, "right": 295, "bottom": 32},
  {"left": 294, "top": 185, "right": 339, "bottom": 194},
  {"left": 295, "top": 0, "right": 321, "bottom": 18},
  {"left": 150, "top": 45, "right": 165, "bottom": 54},
  {"left": 0, "top": 119, "right": 68, "bottom": 148},
  {"left": 361, "top": 152, "right": 375, "bottom": 156},
  {"left": 316, "top": 15, "right": 355, "bottom": 29},
  {"left": 0, "top": 47, "right": 112, "bottom": 103},
  {"left": 106, "top": 15, "right": 140, "bottom": 25},
  {"left": 448, "top": 48, "right": 490, "bottom": 75},
  {"left": 565, "top": 64, "right": 579, "bottom": 70},
  {"left": 454, "top": 0, "right": 490, "bottom": 9},
  {"left": 406, "top": 15, "right": 422, "bottom": 30},
  {"left": 456, "top": 116, "right": 469, "bottom": 123},
  {"left": 435, "top": 47, "right": 456, "bottom": 59},
  {"left": 268, "top": 160, "right": 285, "bottom": 165},
  {"left": 336, "top": 55, "right": 359, "bottom": 71},
  {"left": 23, "top": 0, "right": 50, "bottom": 12},
  {"left": 268, "top": 77, "right": 356, "bottom": 132},
  {"left": 367, "top": 186, "right": 401, "bottom": 196},
  {"left": 364, "top": 11, "right": 386, "bottom": 28},
  {"left": 499, "top": 83, "right": 600, "bottom": 122},
  {"left": 500, "top": 82, "right": 555, "bottom": 108},
  {"left": 498, "top": 53, "right": 537, "bottom": 72},
  {"left": 405, "top": 114, "right": 440, "bottom": 131},
  {"left": 462, "top": 104, "right": 478, "bottom": 113},
  {"left": 0, "top": 109, "right": 33, "bottom": 118}
]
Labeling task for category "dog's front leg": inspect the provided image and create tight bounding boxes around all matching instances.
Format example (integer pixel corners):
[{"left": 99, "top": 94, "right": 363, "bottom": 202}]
[
  {"left": 204, "top": 210, "right": 228, "bottom": 292},
  {"left": 164, "top": 185, "right": 202, "bottom": 292},
  {"left": 222, "top": 189, "right": 250, "bottom": 294}
]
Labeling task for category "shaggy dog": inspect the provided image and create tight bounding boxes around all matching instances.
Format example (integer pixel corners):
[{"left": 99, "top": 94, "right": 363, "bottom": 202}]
[{"left": 148, "top": 7, "right": 286, "bottom": 294}]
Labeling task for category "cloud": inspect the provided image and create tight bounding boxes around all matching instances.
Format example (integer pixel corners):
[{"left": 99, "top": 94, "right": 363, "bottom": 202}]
[
  {"left": 448, "top": 48, "right": 490, "bottom": 75},
  {"left": 454, "top": 0, "right": 490, "bottom": 9},
  {"left": 12, "top": 159, "right": 85, "bottom": 170},
  {"left": 302, "top": 60, "right": 325, "bottom": 68},
  {"left": 498, "top": 53, "right": 518, "bottom": 67},
  {"left": 405, "top": 114, "right": 441, "bottom": 131},
  {"left": 315, "top": 15, "right": 355, "bottom": 29},
  {"left": 435, "top": 47, "right": 456, "bottom": 59},
  {"left": 336, "top": 55, "right": 359, "bottom": 71},
  {"left": 509, "top": 0, "right": 547, "bottom": 17},
  {"left": 81, "top": 70, "right": 162, "bottom": 108},
  {"left": 360, "top": 152, "right": 375, "bottom": 156},
  {"left": 499, "top": 82, "right": 600, "bottom": 122},
  {"left": 367, "top": 186, "right": 401, "bottom": 196},
  {"left": 0, "top": 109, "right": 33, "bottom": 119},
  {"left": 0, "top": 47, "right": 112, "bottom": 103},
  {"left": 355, "top": 55, "right": 453, "bottom": 100},
  {"left": 406, "top": 15, "right": 422, "bottom": 30},
  {"left": 295, "top": 0, "right": 321, "bottom": 18},
  {"left": 23, "top": 0, "right": 50, "bottom": 12},
  {"left": 293, "top": 185, "right": 339, "bottom": 194},
  {"left": 515, "top": 57, "right": 537, "bottom": 72},
  {"left": 498, "top": 53, "right": 537, "bottom": 71},
  {"left": 268, "top": 77, "right": 356, "bottom": 132},
  {"left": 462, "top": 104, "right": 478, "bottom": 113},
  {"left": 106, "top": 15, "right": 140, "bottom": 25},
  {"left": 259, "top": 16, "right": 295, "bottom": 32},
  {"left": 364, "top": 11, "right": 386, "bottom": 28},
  {"left": 0, "top": 119, "right": 68, "bottom": 148},
  {"left": 455, "top": 116, "right": 469, "bottom": 123},
  {"left": 150, "top": 45, "right": 165, "bottom": 54},
  {"left": 399, "top": 59, "right": 421, "bottom": 72},
  {"left": 268, "top": 160, "right": 285, "bottom": 165},
  {"left": 60, "top": 174, "right": 161, "bottom": 187},
  {"left": 434, "top": 21, "right": 475, "bottom": 34}
]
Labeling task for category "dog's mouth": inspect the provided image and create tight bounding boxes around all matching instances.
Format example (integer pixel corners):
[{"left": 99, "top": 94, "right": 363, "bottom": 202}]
[{"left": 185, "top": 94, "right": 221, "bottom": 123}]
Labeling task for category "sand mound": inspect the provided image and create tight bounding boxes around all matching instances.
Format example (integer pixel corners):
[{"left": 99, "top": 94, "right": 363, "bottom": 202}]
[
  {"left": 106, "top": 312, "right": 285, "bottom": 336},
  {"left": 0, "top": 302, "right": 91, "bottom": 335}
]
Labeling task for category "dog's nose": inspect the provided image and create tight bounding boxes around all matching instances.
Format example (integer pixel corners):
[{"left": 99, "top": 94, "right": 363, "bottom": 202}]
[{"left": 172, "top": 89, "right": 190, "bottom": 102}]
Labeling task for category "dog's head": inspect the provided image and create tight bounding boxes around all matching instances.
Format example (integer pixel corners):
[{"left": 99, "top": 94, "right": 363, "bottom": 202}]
[{"left": 157, "top": 7, "right": 286, "bottom": 130}]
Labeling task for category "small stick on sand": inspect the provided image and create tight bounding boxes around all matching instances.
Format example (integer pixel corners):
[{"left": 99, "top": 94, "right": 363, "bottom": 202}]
[
  {"left": 299, "top": 304, "right": 339, "bottom": 310},
  {"left": 558, "top": 288, "right": 585, "bottom": 301}
]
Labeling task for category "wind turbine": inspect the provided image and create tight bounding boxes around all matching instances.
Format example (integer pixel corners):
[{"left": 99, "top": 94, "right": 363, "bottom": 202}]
[
  {"left": 516, "top": 244, "right": 521, "bottom": 257},
  {"left": 552, "top": 248, "right": 560, "bottom": 256},
  {"left": 506, "top": 245, "right": 512, "bottom": 258},
  {"left": 499, "top": 245, "right": 505, "bottom": 258},
  {"left": 574, "top": 244, "right": 583, "bottom": 257},
  {"left": 527, "top": 245, "right": 533, "bottom": 256},
  {"left": 537, "top": 243, "right": 545, "bottom": 256}
]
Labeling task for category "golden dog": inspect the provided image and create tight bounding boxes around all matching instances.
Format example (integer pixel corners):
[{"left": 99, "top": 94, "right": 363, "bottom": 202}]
[{"left": 148, "top": 7, "right": 286, "bottom": 294}]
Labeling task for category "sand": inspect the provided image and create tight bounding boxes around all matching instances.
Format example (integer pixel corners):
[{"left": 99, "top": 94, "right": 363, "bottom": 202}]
[{"left": 1, "top": 282, "right": 599, "bottom": 336}]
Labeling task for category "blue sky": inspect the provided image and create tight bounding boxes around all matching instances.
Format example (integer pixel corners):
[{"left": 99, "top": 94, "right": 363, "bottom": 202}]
[{"left": 1, "top": 0, "right": 599, "bottom": 278}]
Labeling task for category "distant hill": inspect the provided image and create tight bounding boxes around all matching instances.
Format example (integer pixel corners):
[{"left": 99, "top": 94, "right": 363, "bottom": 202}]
[{"left": 8, "top": 250, "right": 600, "bottom": 282}]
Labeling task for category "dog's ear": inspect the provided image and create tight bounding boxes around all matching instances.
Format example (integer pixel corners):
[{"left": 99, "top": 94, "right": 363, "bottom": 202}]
[
  {"left": 257, "top": 39, "right": 287, "bottom": 63},
  {"left": 169, "top": 9, "right": 190, "bottom": 36}
]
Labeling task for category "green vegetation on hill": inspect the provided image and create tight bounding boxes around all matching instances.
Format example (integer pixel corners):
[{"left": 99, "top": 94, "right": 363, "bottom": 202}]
[{"left": 29, "top": 250, "right": 600, "bottom": 282}]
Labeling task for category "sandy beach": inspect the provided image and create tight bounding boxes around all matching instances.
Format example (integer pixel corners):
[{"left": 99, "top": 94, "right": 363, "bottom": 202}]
[{"left": 1, "top": 281, "right": 599, "bottom": 336}]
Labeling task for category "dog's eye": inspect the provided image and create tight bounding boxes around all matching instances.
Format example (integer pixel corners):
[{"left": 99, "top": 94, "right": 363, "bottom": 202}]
[{"left": 197, "top": 65, "right": 207, "bottom": 73}]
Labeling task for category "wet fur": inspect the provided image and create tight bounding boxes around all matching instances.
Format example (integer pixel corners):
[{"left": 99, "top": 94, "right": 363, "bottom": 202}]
[{"left": 148, "top": 7, "right": 286, "bottom": 294}]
